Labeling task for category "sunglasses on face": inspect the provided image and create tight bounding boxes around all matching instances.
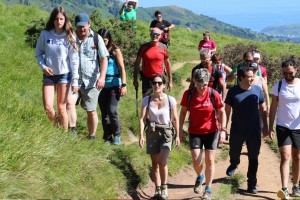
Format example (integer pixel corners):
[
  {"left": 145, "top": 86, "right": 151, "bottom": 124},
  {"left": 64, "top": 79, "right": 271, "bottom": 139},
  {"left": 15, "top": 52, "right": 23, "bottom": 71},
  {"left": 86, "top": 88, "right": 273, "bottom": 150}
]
[
  {"left": 151, "top": 32, "right": 160, "bottom": 37},
  {"left": 245, "top": 60, "right": 253, "bottom": 63},
  {"left": 152, "top": 81, "right": 163, "bottom": 86},
  {"left": 283, "top": 72, "right": 294, "bottom": 77}
]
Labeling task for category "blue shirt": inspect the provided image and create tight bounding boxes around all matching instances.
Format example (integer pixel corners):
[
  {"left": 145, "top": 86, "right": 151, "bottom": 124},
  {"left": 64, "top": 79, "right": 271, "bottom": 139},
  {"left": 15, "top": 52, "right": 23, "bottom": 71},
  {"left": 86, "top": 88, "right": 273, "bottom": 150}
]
[
  {"left": 76, "top": 29, "right": 109, "bottom": 89},
  {"left": 104, "top": 52, "right": 121, "bottom": 88},
  {"left": 225, "top": 85, "right": 264, "bottom": 135}
]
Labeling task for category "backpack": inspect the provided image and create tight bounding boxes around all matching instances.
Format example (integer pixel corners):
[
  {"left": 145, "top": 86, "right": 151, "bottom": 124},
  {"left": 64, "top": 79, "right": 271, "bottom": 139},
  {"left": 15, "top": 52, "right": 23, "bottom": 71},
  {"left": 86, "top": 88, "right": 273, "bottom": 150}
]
[{"left": 161, "top": 30, "right": 170, "bottom": 46}]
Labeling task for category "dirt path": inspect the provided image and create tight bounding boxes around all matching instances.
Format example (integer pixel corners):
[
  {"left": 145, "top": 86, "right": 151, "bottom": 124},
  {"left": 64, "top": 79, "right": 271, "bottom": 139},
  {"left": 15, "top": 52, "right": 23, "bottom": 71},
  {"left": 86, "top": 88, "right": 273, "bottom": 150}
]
[{"left": 120, "top": 60, "right": 286, "bottom": 200}]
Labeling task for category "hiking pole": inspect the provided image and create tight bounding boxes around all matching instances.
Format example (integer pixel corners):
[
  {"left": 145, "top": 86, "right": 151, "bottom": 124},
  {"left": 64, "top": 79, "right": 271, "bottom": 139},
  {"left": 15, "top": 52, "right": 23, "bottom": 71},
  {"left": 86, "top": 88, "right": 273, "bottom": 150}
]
[{"left": 135, "top": 86, "right": 138, "bottom": 117}]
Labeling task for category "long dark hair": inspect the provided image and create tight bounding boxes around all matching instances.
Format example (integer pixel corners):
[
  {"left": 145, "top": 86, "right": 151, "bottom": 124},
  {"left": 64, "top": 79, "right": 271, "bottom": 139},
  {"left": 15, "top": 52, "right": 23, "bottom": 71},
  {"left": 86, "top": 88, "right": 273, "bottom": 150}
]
[
  {"left": 98, "top": 28, "right": 113, "bottom": 49},
  {"left": 45, "top": 7, "right": 77, "bottom": 51}
]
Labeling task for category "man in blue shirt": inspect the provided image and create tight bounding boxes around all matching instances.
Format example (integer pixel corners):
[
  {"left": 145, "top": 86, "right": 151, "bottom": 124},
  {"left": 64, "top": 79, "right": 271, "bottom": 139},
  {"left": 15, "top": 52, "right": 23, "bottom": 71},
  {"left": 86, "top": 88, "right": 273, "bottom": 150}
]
[
  {"left": 74, "top": 13, "right": 109, "bottom": 139},
  {"left": 224, "top": 66, "right": 268, "bottom": 194}
]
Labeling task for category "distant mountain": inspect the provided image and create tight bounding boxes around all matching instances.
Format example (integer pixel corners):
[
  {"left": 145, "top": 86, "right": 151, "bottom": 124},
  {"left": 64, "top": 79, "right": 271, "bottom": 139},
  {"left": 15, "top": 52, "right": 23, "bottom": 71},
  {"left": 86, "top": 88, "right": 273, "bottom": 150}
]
[
  {"left": 3, "top": 0, "right": 276, "bottom": 41},
  {"left": 260, "top": 24, "right": 300, "bottom": 42},
  {"left": 138, "top": 5, "right": 271, "bottom": 41}
]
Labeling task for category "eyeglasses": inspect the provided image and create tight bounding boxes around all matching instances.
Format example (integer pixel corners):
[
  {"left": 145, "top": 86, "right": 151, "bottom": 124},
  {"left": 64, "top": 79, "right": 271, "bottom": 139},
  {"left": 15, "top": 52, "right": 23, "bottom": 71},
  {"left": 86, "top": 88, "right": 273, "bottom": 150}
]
[
  {"left": 151, "top": 32, "right": 160, "bottom": 37},
  {"left": 156, "top": 15, "right": 162, "bottom": 18},
  {"left": 152, "top": 81, "right": 163, "bottom": 86},
  {"left": 245, "top": 59, "right": 253, "bottom": 63}
]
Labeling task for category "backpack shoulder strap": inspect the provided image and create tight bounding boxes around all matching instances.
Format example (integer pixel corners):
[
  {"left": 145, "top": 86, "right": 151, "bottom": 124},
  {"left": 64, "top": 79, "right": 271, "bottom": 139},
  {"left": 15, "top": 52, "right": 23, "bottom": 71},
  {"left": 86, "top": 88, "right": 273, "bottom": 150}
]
[
  {"left": 167, "top": 95, "right": 172, "bottom": 121},
  {"left": 187, "top": 87, "right": 195, "bottom": 110},
  {"left": 277, "top": 80, "right": 282, "bottom": 101},
  {"left": 209, "top": 87, "right": 218, "bottom": 117},
  {"left": 93, "top": 32, "right": 100, "bottom": 63}
]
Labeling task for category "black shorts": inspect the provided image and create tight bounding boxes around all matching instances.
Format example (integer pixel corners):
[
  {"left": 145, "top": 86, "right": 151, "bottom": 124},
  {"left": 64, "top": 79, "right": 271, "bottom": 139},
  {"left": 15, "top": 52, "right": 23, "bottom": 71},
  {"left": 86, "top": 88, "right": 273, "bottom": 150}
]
[
  {"left": 189, "top": 132, "right": 219, "bottom": 150},
  {"left": 276, "top": 125, "right": 300, "bottom": 149}
]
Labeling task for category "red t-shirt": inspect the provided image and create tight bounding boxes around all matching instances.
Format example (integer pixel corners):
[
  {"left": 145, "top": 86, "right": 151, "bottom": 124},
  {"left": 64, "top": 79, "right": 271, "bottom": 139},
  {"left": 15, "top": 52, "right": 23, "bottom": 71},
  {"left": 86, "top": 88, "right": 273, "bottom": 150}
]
[
  {"left": 180, "top": 88, "right": 223, "bottom": 134},
  {"left": 198, "top": 39, "right": 217, "bottom": 50},
  {"left": 259, "top": 65, "right": 267, "bottom": 78},
  {"left": 137, "top": 42, "right": 168, "bottom": 78}
]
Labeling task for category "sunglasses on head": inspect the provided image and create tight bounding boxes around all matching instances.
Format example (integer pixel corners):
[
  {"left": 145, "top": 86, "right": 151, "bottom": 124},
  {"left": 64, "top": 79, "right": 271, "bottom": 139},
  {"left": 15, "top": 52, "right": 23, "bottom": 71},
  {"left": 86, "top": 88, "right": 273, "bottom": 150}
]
[
  {"left": 151, "top": 32, "right": 160, "bottom": 37},
  {"left": 152, "top": 81, "right": 163, "bottom": 86}
]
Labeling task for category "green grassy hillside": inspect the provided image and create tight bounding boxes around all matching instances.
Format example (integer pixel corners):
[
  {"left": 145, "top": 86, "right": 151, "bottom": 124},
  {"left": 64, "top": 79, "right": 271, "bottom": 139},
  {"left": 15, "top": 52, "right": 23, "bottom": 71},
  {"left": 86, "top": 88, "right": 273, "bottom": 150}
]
[
  {"left": 1, "top": 2, "right": 300, "bottom": 198},
  {"left": 3, "top": 0, "right": 277, "bottom": 41},
  {"left": 261, "top": 23, "right": 300, "bottom": 42}
]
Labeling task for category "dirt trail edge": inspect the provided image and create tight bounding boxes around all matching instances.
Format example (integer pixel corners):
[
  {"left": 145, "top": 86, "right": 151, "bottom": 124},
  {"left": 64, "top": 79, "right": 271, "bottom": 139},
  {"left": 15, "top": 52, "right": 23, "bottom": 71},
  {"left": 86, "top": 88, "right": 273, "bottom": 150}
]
[{"left": 120, "top": 60, "right": 285, "bottom": 200}]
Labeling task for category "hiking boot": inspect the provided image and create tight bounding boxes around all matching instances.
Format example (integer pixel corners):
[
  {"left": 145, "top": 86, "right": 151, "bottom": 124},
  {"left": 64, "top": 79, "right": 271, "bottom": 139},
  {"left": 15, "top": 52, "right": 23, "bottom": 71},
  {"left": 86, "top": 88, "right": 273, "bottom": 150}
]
[
  {"left": 247, "top": 182, "right": 258, "bottom": 194},
  {"left": 226, "top": 164, "right": 237, "bottom": 176},
  {"left": 202, "top": 190, "right": 212, "bottom": 200},
  {"left": 152, "top": 186, "right": 161, "bottom": 200},
  {"left": 113, "top": 135, "right": 121, "bottom": 145},
  {"left": 277, "top": 188, "right": 289, "bottom": 200},
  {"left": 69, "top": 127, "right": 78, "bottom": 138},
  {"left": 194, "top": 176, "right": 204, "bottom": 194},
  {"left": 160, "top": 184, "right": 168, "bottom": 200},
  {"left": 291, "top": 186, "right": 300, "bottom": 197},
  {"left": 87, "top": 135, "right": 96, "bottom": 140}
]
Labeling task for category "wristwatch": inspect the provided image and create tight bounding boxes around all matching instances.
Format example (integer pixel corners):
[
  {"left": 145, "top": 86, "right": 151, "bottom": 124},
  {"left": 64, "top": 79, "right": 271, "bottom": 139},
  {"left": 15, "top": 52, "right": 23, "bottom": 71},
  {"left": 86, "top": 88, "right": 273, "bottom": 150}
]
[
  {"left": 121, "top": 83, "right": 127, "bottom": 87},
  {"left": 220, "top": 127, "right": 227, "bottom": 132}
]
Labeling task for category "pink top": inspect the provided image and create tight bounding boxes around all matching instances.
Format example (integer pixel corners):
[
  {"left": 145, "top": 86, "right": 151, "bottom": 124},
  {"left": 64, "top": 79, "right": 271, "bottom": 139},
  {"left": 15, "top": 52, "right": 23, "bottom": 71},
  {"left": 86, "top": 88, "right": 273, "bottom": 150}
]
[{"left": 198, "top": 39, "right": 217, "bottom": 50}]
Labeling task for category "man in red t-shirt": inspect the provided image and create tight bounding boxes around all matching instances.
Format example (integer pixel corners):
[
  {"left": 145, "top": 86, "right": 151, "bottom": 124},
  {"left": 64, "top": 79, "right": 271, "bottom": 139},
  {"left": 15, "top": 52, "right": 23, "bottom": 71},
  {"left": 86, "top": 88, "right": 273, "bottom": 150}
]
[
  {"left": 133, "top": 27, "right": 172, "bottom": 97},
  {"left": 190, "top": 48, "right": 226, "bottom": 99}
]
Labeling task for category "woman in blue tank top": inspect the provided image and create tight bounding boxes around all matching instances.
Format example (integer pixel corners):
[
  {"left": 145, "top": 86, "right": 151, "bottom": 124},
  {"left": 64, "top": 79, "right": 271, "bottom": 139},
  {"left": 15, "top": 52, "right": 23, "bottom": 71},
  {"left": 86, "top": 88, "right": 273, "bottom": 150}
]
[{"left": 97, "top": 28, "right": 127, "bottom": 145}]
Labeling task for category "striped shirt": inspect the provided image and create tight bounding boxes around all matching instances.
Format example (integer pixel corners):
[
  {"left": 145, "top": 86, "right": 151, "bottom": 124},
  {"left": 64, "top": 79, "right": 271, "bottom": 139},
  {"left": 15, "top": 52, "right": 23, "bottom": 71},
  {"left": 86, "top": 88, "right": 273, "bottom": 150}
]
[{"left": 77, "top": 29, "right": 109, "bottom": 89}]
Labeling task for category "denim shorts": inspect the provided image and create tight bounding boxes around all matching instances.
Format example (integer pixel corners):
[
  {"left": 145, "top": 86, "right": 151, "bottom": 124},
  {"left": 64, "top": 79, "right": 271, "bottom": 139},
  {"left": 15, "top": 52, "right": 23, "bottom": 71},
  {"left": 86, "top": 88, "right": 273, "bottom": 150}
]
[
  {"left": 79, "top": 86, "right": 100, "bottom": 111},
  {"left": 43, "top": 72, "right": 71, "bottom": 84}
]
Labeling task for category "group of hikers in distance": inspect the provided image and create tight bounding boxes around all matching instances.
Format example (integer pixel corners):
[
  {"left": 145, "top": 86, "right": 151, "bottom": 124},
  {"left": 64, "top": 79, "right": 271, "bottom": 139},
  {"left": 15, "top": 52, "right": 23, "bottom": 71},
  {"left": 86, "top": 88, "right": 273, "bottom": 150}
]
[{"left": 35, "top": 2, "right": 300, "bottom": 200}]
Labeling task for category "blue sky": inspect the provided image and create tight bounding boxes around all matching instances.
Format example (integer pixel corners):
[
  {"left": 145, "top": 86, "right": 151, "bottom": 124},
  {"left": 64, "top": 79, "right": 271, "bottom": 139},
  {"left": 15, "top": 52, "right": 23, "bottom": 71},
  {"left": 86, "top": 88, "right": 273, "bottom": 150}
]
[{"left": 137, "top": 0, "right": 300, "bottom": 31}]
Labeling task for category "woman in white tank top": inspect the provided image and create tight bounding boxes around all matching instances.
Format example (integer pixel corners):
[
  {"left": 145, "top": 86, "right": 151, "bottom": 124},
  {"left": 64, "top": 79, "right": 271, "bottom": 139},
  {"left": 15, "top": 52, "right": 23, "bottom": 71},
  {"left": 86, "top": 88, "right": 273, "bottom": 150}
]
[{"left": 139, "top": 74, "right": 180, "bottom": 199}]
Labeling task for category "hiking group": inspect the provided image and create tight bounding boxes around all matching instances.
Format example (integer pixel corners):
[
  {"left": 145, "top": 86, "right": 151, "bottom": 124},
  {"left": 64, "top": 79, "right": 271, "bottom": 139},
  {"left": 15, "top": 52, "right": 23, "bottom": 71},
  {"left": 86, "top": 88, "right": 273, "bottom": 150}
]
[{"left": 35, "top": 3, "right": 300, "bottom": 200}]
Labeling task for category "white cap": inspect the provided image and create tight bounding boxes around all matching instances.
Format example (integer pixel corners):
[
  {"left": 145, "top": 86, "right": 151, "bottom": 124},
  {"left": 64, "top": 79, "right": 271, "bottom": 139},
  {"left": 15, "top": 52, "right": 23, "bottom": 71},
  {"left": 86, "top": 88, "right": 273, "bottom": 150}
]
[{"left": 253, "top": 53, "right": 260, "bottom": 59}]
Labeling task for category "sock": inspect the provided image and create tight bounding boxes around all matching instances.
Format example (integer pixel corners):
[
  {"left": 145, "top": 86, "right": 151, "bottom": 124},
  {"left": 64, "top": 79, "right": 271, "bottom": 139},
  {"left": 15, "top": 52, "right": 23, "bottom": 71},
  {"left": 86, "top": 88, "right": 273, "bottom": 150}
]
[
  {"left": 197, "top": 173, "right": 204, "bottom": 181},
  {"left": 205, "top": 186, "right": 211, "bottom": 193}
]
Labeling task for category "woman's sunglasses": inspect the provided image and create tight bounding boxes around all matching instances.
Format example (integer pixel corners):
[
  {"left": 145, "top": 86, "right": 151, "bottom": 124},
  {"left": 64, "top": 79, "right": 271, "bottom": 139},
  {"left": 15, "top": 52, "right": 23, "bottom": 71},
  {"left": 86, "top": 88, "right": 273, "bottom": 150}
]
[{"left": 152, "top": 81, "right": 163, "bottom": 86}]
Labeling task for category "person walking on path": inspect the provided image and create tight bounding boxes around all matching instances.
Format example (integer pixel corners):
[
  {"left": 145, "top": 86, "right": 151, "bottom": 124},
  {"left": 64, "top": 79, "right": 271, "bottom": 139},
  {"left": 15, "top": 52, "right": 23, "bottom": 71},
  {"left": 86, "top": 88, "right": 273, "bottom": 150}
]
[
  {"left": 133, "top": 27, "right": 172, "bottom": 97},
  {"left": 197, "top": 31, "right": 217, "bottom": 55},
  {"left": 74, "top": 13, "right": 109, "bottom": 139},
  {"left": 253, "top": 50, "right": 268, "bottom": 83},
  {"left": 97, "top": 28, "right": 127, "bottom": 145},
  {"left": 179, "top": 68, "right": 226, "bottom": 200},
  {"left": 226, "top": 51, "right": 263, "bottom": 84},
  {"left": 150, "top": 10, "right": 175, "bottom": 47},
  {"left": 139, "top": 74, "right": 180, "bottom": 200},
  {"left": 269, "top": 59, "right": 300, "bottom": 200},
  {"left": 225, "top": 66, "right": 268, "bottom": 194},
  {"left": 35, "top": 7, "right": 79, "bottom": 131},
  {"left": 211, "top": 53, "right": 232, "bottom": 89},
  {"left": 190, "top": 48, "right": 226, "bottom": 99}
]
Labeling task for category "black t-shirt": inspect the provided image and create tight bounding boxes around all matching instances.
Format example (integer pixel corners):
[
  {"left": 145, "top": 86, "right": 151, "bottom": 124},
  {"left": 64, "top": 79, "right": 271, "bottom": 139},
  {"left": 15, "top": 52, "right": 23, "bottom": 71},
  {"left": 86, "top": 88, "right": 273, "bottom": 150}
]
[
  {"left": 191, "top": 64, "right": 223, "bottom": 93},
  {"left": 150, "top": 20, "right": 172, "bottom": 30}
]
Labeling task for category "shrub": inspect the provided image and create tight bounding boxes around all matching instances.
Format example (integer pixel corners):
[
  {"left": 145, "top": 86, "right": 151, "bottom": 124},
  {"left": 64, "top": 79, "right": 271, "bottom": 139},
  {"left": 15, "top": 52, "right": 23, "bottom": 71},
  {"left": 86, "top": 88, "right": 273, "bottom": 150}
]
[{"left": 221, "top": 42, "right": 300, "bottom": 86}]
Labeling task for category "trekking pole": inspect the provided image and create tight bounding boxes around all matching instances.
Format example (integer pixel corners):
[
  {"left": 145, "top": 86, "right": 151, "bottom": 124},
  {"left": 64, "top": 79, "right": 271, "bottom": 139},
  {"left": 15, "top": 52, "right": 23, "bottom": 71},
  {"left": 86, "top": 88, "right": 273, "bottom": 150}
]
[{"left": 135, "top": 86, "right": 138, "bottom": 117}]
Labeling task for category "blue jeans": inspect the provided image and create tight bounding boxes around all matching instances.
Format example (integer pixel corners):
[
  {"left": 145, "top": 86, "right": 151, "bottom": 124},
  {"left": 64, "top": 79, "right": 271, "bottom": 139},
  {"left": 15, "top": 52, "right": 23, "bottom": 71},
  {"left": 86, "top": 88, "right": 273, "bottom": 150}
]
[{"left": 98, "top": 86, "right": 121, "bottom": 142}]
